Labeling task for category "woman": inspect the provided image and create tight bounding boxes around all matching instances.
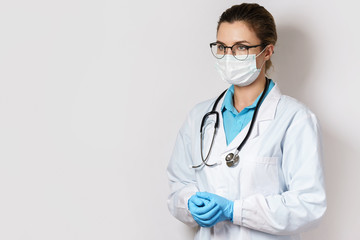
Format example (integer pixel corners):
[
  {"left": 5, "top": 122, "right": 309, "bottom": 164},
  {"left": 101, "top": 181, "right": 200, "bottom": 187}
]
[{"left": 167, "top": 3, "right": 326, "bottom": 239}]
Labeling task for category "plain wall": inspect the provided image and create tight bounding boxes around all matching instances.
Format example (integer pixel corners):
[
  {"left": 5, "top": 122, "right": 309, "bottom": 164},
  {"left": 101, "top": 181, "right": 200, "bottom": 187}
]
[{"left": 0, "top": 0, "right": 359, "bottom": 239}]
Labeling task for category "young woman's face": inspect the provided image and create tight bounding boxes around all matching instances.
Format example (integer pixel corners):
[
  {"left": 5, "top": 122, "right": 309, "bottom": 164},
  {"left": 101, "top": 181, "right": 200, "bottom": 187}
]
[{"left": 216, "top": 21, "right": 269, "bottom": 68}]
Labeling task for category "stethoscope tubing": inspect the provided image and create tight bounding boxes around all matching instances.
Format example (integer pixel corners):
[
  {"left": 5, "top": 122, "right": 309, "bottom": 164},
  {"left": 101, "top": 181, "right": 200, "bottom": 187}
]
[
  {"left": 234, "top": 78, "right": 269, "bottom": 153},
  {"left": 191, "top": 78, "right": 270, "bottom": 169}
]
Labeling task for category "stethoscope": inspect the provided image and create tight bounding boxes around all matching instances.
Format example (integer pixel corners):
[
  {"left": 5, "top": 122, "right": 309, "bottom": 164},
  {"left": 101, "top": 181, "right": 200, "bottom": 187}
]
[{"left": 191, "top": 78, "right": 270, "bottom": 168}]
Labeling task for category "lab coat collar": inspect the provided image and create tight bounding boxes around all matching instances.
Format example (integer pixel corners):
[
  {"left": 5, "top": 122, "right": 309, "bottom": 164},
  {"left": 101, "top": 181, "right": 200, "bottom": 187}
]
[
  {"left": 255, "top": 82, "right": 281, "bottom": 122},
  {"left": 248, "top": 83, "right": 281, "bottom": 139}
]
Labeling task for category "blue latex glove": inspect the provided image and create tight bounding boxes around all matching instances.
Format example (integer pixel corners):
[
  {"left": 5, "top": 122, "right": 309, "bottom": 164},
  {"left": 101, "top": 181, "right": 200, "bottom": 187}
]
[
  {"left": 188, "top": 194, "right": 219, "bottom": 227},
  {"left": 188, "top": 194, "right": 210, "bottom": 208},
  {"left": 188, "top": 192, "right": 234, "bottom": 227}
]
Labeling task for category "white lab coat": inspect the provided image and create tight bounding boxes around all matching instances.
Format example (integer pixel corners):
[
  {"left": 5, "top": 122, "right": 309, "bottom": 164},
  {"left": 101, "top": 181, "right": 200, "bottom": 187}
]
[{"left": 167, "top": 83, "right": 326, "bottom": 240}]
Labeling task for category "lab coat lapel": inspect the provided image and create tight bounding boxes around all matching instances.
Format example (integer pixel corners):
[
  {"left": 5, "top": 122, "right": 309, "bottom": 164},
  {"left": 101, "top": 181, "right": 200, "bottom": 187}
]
[{"left": 248, "top": 84, "right": 281, "bottom": 140}]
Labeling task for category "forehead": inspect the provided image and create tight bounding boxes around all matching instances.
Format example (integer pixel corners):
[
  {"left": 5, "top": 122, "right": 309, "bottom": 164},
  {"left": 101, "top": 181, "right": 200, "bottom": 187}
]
[{"left": 217, "top": 21, "right": 260, "bottom": 45}]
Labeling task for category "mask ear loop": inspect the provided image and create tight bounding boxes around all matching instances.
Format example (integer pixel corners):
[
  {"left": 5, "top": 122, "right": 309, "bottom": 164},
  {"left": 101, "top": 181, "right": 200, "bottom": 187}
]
[
  {"left": 256, "top": 45, "right": 268, "bottom": 57},
  {"left": 256, "top": 45, "right": 268, "bottom": 70}
]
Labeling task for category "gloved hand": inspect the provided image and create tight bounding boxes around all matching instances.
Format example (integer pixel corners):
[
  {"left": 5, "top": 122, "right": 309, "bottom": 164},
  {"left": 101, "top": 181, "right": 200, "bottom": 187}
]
[
  {"left": 188, "top": 194, "right": 218, "bottom": 227},
  {"left": 188, "top": 192, "right": 234, "bottom": 227}
]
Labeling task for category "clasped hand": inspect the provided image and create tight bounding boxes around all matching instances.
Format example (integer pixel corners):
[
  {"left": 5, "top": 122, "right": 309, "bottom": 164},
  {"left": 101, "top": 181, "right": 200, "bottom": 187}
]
[{"left": 188, "top": 192, "right": 234, "bottom": 228}]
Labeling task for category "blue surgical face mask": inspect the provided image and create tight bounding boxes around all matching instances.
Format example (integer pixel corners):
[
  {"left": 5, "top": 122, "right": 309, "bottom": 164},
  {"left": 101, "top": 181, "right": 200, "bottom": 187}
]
[{"left": 215, "top": 47, "right": 267, "bottom": 86}]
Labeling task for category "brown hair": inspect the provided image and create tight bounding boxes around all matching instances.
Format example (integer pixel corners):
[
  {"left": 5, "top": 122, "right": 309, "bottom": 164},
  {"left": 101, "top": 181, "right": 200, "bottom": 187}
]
[{"left": 217, "top": 3, "right": 277, "bottom": 73}]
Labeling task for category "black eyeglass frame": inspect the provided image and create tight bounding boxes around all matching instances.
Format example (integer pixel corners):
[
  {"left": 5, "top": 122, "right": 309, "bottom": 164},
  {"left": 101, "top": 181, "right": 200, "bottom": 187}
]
[{"left": 209, "top": 42, "right": 266, "bottom": 60}]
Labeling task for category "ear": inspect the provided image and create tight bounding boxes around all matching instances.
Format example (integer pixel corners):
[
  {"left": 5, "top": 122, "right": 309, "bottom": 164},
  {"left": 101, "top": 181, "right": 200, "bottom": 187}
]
[{"left": 264, "top": 44, "right": 274, "bottom": 61}]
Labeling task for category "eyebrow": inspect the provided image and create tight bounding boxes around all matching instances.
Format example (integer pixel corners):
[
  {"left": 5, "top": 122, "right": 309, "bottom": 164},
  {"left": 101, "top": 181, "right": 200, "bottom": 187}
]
[{"left": 216, "top": 40, "right": 250, "bottom": 45}]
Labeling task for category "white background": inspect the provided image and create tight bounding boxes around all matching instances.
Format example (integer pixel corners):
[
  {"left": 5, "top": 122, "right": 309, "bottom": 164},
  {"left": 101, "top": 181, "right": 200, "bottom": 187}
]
[{"left": 0, "top": 0, "right": 359, "bottom": 239}]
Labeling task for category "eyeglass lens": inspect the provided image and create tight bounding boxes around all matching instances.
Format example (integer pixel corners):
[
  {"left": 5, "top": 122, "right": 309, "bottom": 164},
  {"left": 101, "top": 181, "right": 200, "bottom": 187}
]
[{"left": 211, "top": 43, "right": 249, "bottom": 60}]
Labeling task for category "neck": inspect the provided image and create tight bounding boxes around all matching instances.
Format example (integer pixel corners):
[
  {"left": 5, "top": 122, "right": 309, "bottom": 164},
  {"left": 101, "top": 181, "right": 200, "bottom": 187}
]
[{"left": 233, "top": 73, "right": 267, "bottom": 113}]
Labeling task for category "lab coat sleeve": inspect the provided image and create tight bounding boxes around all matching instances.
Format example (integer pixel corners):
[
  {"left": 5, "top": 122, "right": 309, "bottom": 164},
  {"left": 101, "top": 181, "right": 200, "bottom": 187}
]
[
  {"left": 167, "top": 112, "right": 198, "bottom": 227},
  {"left": 232, "top": 112, "right": 327, "bottom": 235}
]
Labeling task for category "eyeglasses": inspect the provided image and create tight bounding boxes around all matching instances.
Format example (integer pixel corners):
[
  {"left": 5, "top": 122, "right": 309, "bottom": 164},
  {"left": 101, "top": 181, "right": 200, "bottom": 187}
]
[{"left": 210, "top": 42, "right": 264, "bottom": 61}]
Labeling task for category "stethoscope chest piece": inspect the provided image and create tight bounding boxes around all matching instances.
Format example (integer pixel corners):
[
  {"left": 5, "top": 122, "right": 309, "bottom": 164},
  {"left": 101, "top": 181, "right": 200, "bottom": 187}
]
[{"left": 225, "top": 153, "right": 239, "bottom": 167}]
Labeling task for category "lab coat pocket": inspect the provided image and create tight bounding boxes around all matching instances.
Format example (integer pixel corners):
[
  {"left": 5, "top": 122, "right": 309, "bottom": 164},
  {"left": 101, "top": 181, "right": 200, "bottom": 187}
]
[{"left": 240, "top": 157, "right": 280, "bottom": 197}]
